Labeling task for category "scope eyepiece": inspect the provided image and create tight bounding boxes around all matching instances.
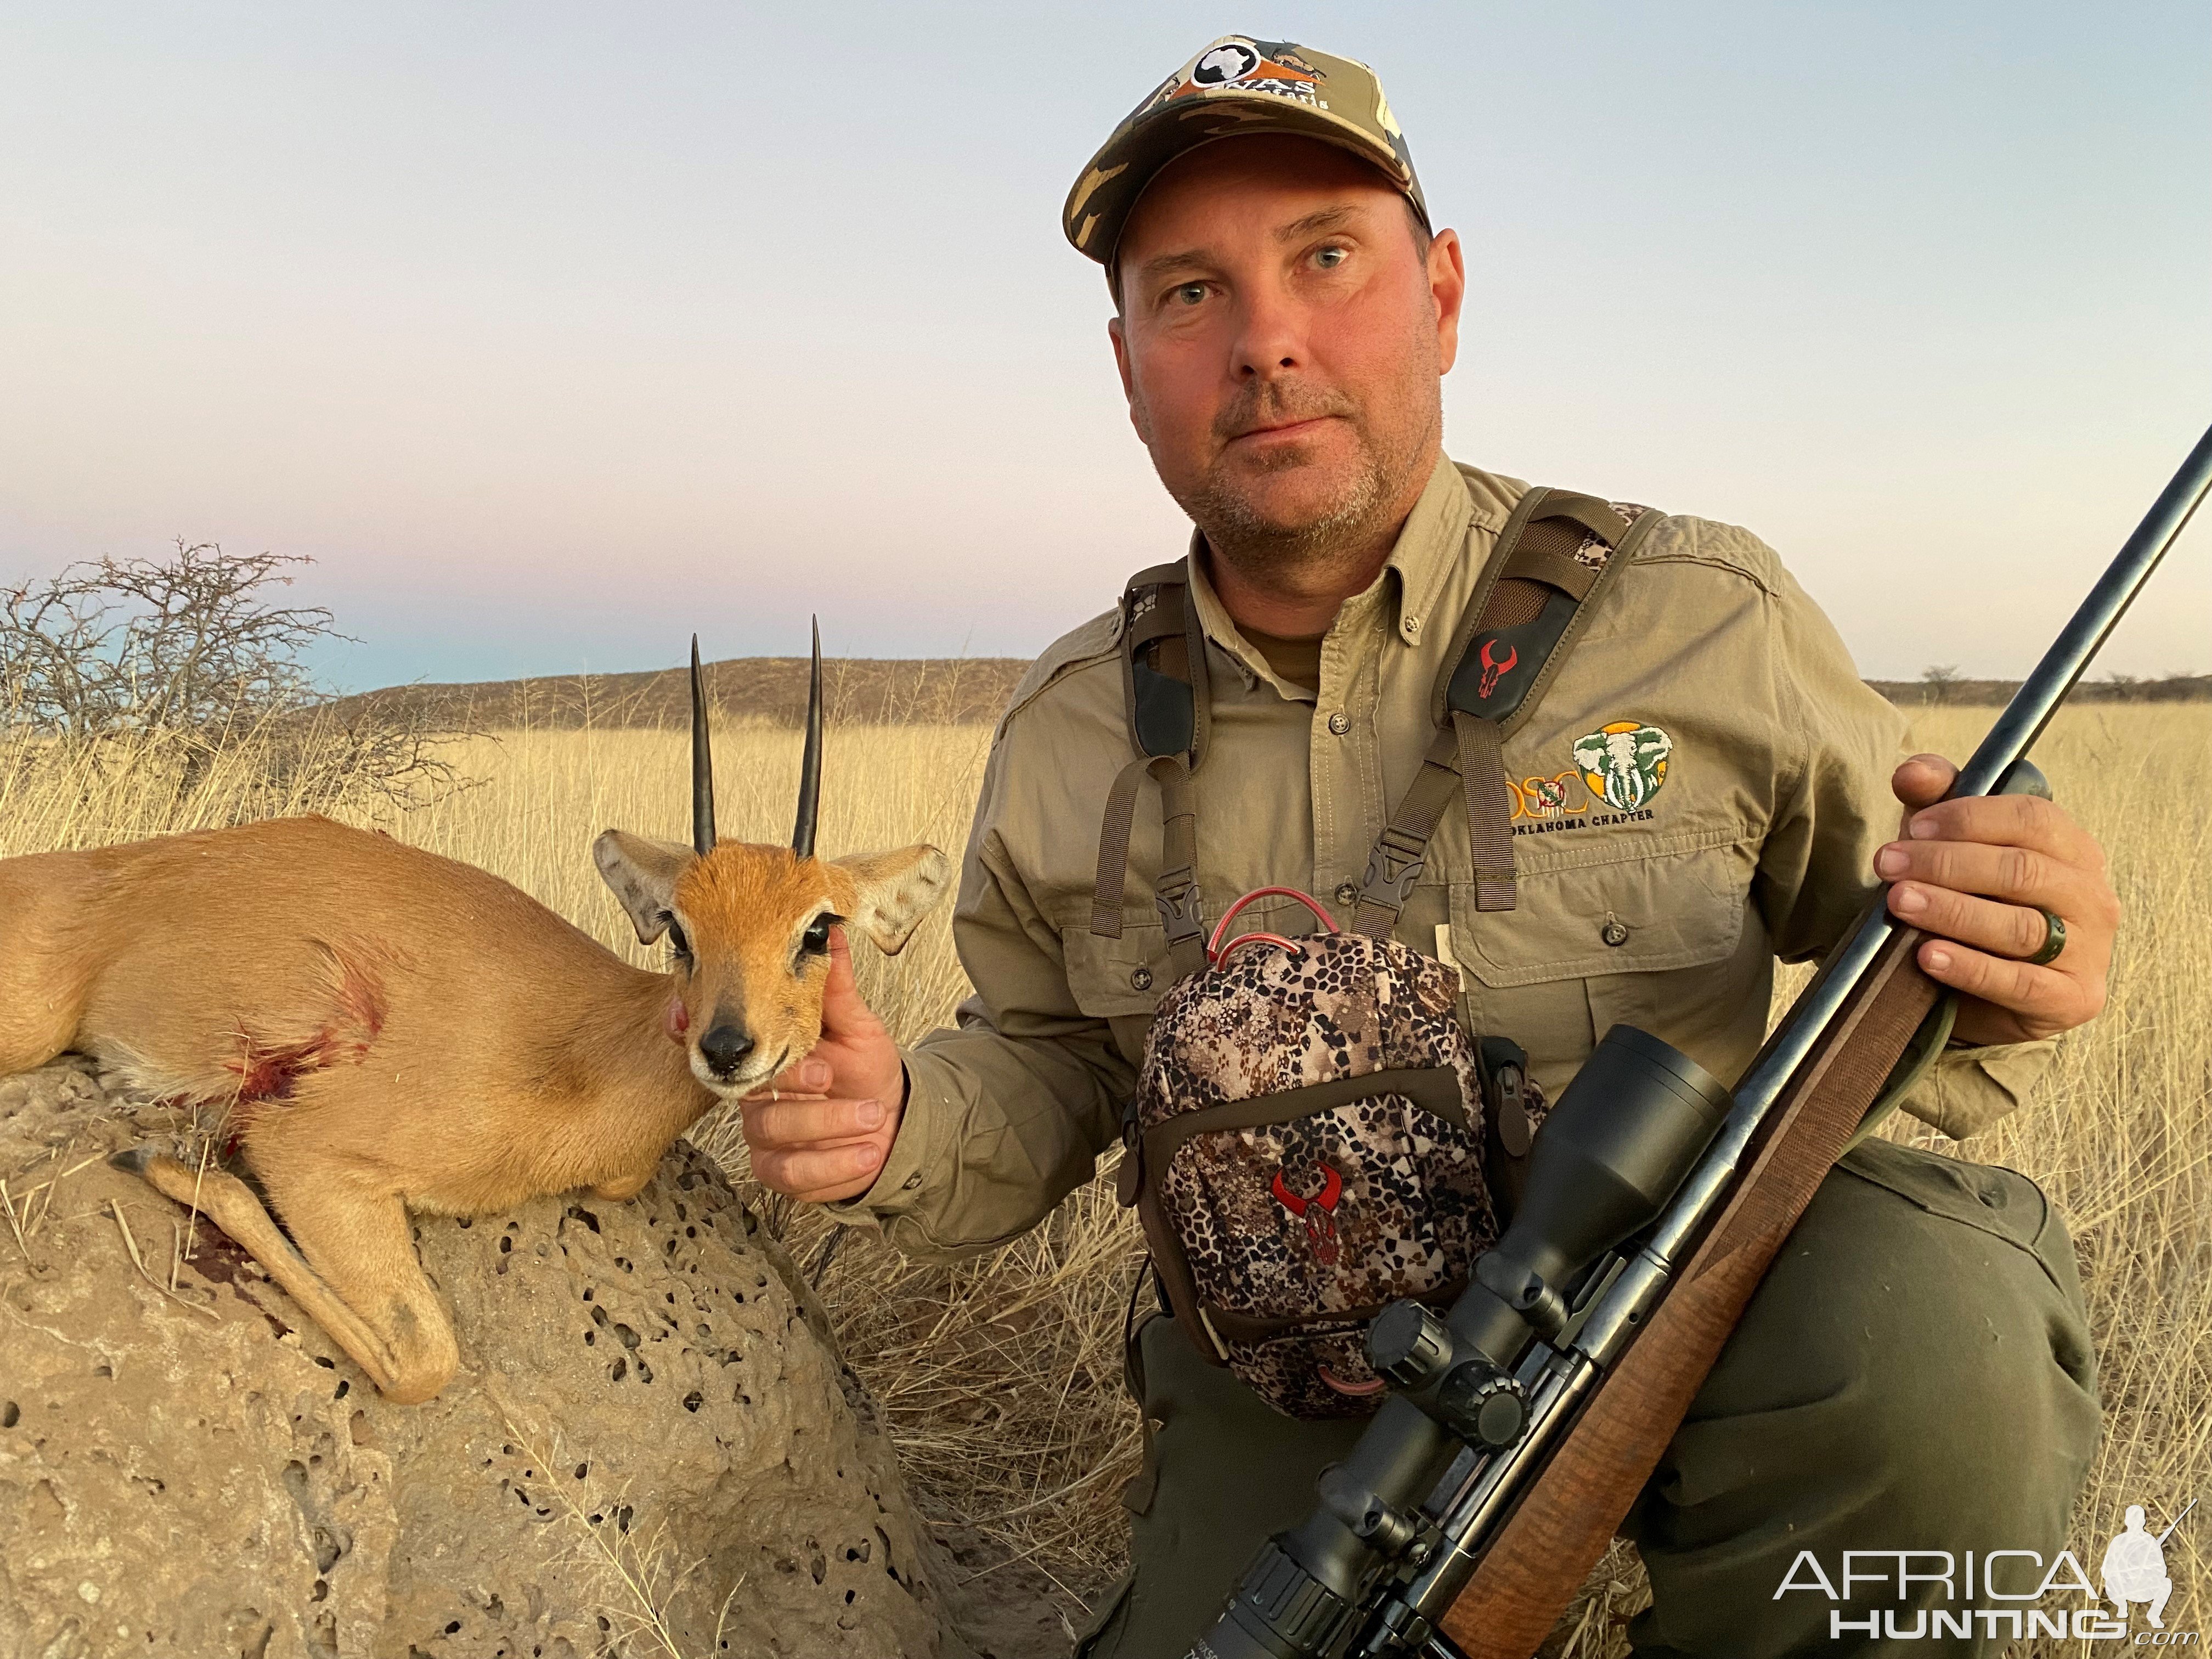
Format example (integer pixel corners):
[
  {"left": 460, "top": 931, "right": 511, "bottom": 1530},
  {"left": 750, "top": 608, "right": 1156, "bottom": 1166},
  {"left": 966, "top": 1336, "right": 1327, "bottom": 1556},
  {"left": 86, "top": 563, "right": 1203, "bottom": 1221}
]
[{"left": 1189, "top": 1539, "right": 1357, "bottom": 1659}]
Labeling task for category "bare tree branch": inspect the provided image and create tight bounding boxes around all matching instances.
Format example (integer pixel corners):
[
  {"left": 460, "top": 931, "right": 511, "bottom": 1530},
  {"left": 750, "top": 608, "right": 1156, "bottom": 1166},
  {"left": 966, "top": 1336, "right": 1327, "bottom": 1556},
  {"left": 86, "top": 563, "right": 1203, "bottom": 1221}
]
[{"left": 1, "top": 540, "right": 473, "bottom": 816}]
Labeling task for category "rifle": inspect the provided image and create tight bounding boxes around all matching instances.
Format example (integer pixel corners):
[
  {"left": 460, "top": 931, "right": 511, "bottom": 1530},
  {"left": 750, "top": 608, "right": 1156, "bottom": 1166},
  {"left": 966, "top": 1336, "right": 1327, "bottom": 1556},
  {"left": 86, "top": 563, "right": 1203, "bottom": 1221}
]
[
  {"left": 1190, "top": 422, "right": 2212, "bottom": 1659},
  {"left": 2154, "top": 1500, "right": 2198, "bottom": 1549}
]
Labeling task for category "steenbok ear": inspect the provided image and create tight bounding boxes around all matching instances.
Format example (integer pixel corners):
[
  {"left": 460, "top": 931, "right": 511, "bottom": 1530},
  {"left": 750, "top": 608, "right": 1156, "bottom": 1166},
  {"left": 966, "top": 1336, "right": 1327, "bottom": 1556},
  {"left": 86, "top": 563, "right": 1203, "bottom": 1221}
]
[
  {"left": 592, "top": 831, "right": 696, "bottom": 945},
  {"left": 830, "top": 845, "right": 952, "bottom": 957}
]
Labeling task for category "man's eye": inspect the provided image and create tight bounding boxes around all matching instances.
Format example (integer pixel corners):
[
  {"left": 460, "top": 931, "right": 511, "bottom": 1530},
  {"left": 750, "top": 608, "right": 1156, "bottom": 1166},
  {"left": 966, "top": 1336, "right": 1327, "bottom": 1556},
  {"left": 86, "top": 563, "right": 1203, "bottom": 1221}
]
[
  {"left": 1314, "top": 245, "right": 1348, "bottom": 269},
  {"left": 1171, "top": 282, "right": 1207, "bottom": 307},
  {"left": 664, "top": 916, "right": 691, "bottom": 959},
  {"left": 800, "top": 913, "right": 843, "bottom": 957}
]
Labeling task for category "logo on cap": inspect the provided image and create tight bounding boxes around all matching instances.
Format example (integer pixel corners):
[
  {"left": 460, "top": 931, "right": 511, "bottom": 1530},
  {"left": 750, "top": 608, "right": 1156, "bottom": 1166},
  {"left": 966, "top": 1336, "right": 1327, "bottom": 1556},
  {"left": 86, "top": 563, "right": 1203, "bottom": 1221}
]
[
  {"left": 1158, "top": 38, "right": 1326, "bottom": 111},
  {"left": 1192, "top": 42, "right": 1261, "bottom": 86}
]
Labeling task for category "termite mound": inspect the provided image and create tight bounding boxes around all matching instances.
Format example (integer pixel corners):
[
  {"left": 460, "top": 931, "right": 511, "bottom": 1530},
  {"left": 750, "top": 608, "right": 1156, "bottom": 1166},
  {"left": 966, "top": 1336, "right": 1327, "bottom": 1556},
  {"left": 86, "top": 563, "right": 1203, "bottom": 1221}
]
[{"left": 0, "top": 1058, "right": 964, "bottom": 1659}]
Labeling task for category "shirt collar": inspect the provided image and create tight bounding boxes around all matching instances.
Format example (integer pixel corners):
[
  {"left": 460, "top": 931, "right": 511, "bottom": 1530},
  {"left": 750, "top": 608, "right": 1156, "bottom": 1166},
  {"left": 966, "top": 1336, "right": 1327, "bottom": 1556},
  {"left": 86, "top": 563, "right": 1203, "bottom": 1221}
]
[
  {"left": 1380, "top": 453, "right": 1481, "bottom": 648},
  {"left": 1184, "top": 552, "right": 1282, "bottom": 696},
  {"left": 1184, "top": 451, "right": 1481, "bottom": 686}
]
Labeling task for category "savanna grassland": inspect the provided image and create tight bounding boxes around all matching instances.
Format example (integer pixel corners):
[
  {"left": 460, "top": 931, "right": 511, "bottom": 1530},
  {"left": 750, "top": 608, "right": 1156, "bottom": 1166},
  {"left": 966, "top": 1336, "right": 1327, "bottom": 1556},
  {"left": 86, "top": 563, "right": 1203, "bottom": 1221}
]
[{"left": 2, "top": 703, "right": 2205, "bottom": 1655}]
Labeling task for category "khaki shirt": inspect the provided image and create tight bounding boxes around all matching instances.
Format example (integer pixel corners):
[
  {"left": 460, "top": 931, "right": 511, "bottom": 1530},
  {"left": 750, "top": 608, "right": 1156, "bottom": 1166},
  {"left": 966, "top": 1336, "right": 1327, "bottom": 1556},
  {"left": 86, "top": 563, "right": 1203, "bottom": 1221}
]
[{"left": 841, "top": 457, "right": 2055, "bottom": 1259}]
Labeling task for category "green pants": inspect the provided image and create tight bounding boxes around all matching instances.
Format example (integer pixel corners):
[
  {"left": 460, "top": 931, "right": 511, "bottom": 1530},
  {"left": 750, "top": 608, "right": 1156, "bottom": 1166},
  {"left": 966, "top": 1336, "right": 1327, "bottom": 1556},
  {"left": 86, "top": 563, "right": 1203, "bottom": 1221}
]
[{"left": 1076, "top": 1140, "right": 2099, "bottom": 1658}]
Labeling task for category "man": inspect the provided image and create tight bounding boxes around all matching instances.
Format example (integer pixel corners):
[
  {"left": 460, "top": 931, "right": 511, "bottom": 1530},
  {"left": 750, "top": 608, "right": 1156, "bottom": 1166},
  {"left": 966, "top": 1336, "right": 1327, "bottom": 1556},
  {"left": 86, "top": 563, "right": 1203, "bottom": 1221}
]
[{"left": 743, "top": 37, "right": 2114, "bottom": 1657}]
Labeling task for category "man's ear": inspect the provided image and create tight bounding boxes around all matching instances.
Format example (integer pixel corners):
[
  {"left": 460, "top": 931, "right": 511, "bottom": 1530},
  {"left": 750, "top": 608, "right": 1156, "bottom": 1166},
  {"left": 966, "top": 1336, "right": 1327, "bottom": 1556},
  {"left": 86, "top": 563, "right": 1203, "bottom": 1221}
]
[
  {"left": 1429, "top": 226, "right": 1466, "bottom": 375},
  {"left": 1108, "top": 314, "right": 1152, "bottom": 443},
  {"left": 828, "top": 845, "right": 952, "bottom": 957},
  {"left": 592, "top": 831, "right": 694, "bottom": 945},
  {"left": 1109, "top": 313, "right": 1134, "bottom": 400}
]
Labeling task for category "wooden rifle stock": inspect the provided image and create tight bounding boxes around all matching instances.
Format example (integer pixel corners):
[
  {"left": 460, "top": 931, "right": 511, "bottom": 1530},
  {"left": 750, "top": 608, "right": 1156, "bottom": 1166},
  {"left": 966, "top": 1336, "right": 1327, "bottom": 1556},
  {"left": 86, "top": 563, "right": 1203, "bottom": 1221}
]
[{"left": 1440, "top": 915, "right": 1942, "bottom": 1658}]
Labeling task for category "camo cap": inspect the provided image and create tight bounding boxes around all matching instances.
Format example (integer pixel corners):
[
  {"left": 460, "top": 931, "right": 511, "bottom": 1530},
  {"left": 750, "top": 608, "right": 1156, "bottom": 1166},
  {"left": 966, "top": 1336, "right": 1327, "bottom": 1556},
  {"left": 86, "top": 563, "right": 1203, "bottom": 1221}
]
[{"left": 1063, "top": 36, "right": 1426, "bottom": 267}]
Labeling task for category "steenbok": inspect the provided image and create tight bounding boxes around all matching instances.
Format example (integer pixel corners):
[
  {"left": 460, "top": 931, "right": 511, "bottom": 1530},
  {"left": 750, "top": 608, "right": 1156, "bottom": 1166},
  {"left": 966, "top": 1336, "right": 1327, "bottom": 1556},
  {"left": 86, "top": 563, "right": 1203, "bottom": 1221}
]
[{"left": 0, "top": 631, "right": 947, "bottom": 1402}]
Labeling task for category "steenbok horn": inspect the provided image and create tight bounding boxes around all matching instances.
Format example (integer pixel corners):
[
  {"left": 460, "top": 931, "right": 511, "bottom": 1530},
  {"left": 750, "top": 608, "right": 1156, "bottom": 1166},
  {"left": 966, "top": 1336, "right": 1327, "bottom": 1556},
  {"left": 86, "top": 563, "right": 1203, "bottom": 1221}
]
[
  {"left": 793, "top": 617, "right": 822, "bottom": 860},
  {"left": 690, "top": 634, "right": 716, "bottom": 856}
]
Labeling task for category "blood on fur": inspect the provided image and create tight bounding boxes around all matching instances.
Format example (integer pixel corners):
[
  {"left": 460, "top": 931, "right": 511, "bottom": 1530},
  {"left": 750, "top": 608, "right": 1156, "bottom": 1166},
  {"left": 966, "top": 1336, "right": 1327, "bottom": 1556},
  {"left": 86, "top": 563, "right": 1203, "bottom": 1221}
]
[{"left": 221, "top": 947, "right": 390, "bottom": 1105}]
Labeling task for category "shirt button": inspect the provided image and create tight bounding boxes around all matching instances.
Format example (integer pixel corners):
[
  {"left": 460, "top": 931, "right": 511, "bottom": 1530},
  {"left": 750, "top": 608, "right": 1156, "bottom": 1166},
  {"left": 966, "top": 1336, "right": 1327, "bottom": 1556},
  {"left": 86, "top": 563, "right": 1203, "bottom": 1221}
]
[
  {"left": 1601, "top": 918, "right": 1630, "bottom": 947},
  {"left": 1334, "top": 882, "right": 1359, "bottom": 907},
  {"left": 1130, "top": 967, "right": 1153, "bottom": 991},
  {"left": 1327, "top": 710, "right": 1351, "bottom": 736},
  {"left": 1404, "top": 615, "right": 1423, "bottom": 636},
  {"left": 901, "top": 1172, "right": 922, "bottom": 1191}
]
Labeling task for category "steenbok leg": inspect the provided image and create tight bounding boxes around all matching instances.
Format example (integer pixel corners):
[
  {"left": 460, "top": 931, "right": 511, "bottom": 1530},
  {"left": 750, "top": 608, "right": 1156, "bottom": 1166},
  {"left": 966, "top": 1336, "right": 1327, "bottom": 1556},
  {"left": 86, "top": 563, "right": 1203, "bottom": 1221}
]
[
  {"left": 113, "top": 1149, "right": 407, "bottom": 1396},
  {"left": 252, "top": 1165, "right": 461, "bottom": 1404}
]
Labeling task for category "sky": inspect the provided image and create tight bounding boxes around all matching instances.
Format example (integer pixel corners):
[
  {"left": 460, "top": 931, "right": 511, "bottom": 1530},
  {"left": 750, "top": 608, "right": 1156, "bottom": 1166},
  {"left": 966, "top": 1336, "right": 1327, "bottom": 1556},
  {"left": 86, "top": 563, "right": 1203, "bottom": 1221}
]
[{"left": 1, "top": 2, "right": 2205, "bottom": 691}]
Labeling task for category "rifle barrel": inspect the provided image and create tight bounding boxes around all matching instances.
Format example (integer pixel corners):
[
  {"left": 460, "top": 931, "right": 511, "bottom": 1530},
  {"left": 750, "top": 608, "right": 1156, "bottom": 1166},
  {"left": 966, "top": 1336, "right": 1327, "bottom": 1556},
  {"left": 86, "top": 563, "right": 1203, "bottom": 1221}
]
[
  {"left": 1630, "top": 421, "right": 2212, "bottom": 1277},
  {"left": 1954, "top": 423, "right": 2212, "bottom": 800}
]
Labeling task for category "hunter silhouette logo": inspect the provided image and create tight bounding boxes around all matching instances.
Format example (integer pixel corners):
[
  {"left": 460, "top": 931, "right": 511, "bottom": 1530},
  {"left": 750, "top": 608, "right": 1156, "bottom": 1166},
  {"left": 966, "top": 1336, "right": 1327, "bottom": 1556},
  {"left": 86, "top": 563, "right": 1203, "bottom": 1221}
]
[
  {"left": 1475, "top": 637, "right": 1518, "bottom": 700},
  {"left": 2103, "top": 1500, "right": 2192, "bottom": 1629},
  {"left": 1272, "top": 1162, "right": 1344, "bottom": 1267},
  {"left": 1776, "top": 1498, "right": 2200, "bottom": 1640},
  {"left": 1573, "top": 720, "right": 1673, "bottom": 811}
]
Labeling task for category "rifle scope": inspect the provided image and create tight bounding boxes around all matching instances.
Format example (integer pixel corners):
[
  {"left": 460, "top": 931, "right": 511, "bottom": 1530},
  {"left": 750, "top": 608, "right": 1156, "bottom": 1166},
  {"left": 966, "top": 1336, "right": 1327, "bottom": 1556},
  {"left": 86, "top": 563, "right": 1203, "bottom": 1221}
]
[{"left": 1189, "top": 1024, "right": 1730, "bottom": 1659}]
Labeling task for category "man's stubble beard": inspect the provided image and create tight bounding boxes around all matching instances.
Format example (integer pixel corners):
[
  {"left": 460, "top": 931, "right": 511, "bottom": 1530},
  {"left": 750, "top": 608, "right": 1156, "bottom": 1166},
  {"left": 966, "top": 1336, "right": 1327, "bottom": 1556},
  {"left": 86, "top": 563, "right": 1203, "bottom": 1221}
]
[{"left": 1141, "top": 369, "right": 1442, "bottom": 599}]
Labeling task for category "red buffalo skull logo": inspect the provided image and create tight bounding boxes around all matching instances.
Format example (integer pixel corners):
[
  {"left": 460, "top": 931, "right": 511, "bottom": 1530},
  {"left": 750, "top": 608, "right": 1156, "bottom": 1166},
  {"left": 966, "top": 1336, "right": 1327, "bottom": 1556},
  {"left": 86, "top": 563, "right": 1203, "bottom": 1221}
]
[
  {"left": 1477, "top": 638, "right": 1518, "bottom": 700},
  {"left": 1271, "top": 1162, "right": 1345, "bottom": 1267}
]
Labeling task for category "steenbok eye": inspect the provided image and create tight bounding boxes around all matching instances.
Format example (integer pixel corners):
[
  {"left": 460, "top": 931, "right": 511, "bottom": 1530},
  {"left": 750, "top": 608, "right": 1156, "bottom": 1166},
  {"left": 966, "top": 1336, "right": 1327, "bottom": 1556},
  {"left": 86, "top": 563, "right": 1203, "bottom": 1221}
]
[
  {"left": 664, "top": 916, "right": 692, "bottom": 960},
  {"left": 800, "top": 914, "right": 842, "bottom": 957}
]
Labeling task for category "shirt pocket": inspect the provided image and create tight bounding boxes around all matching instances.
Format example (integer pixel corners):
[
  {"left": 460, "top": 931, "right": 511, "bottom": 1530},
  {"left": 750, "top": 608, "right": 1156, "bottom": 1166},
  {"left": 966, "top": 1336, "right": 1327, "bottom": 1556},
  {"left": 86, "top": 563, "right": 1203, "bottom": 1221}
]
[
  {"left": 1447, "top": 827, "right": 1760, "bottom": 1091},
  {"left": 1059, "top": 893, "right": 1347, "bottom": 1066}
]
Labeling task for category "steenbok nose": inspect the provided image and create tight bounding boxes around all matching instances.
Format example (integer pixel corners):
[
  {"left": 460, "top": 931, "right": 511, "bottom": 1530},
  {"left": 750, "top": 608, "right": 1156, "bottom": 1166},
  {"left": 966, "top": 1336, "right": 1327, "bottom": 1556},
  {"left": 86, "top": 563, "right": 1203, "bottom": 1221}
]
[{"left": 697, "top": 1022, "right": 756, "bottom": 1079}]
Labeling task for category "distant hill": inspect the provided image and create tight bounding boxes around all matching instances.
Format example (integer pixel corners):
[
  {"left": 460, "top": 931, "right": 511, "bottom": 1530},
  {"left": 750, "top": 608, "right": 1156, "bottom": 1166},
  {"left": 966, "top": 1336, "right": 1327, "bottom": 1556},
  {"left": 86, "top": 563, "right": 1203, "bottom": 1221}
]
[
  {"left": 327, "top": 656, "right": 1032, "bottom": 731},
  {"left": 1866, "top": 673, "right": 2210, "bottom": 708},
  {"left": 329, "top": 659, "right": 2209, "bottom": 732}
]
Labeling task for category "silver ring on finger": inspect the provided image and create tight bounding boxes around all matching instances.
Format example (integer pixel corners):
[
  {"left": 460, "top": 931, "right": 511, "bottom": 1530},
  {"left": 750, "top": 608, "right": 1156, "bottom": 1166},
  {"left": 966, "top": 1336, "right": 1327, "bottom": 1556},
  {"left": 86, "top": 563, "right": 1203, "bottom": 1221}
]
[{"left": 2025, "top": 909, "right": 2067, "bottom": 967}]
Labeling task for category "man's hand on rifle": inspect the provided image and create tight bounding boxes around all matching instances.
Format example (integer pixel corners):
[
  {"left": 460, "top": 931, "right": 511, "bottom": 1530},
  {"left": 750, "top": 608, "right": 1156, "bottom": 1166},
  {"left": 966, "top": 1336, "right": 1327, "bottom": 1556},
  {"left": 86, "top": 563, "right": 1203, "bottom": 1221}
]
[
  {"left": 738, "top": 927, "right": 908, "bottom": 1202},
  {"left": 1878, "top": 753, "right": 2121, "bottom": 1045}
]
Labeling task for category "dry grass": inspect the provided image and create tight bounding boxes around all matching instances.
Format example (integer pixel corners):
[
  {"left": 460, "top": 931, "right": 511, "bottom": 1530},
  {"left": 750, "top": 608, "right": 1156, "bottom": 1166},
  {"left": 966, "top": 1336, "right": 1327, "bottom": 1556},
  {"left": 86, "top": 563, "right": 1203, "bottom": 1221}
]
[
  {"left": 1894, "top": 707, "right": 2212, "bottom": 1639},
  {"left": 5, "top": 704, "right": 2205, "bottom": 1651}
]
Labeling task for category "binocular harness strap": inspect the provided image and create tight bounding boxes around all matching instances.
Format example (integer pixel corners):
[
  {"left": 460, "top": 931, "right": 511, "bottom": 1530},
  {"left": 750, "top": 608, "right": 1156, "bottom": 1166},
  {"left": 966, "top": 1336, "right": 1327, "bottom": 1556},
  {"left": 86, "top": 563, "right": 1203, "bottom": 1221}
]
[
  {"left": 1353, "top": 489, "right": 1664, "bottom": 938},
  {"left": 1093, "top": 564, "right": 1213, "bottom": 980}
]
